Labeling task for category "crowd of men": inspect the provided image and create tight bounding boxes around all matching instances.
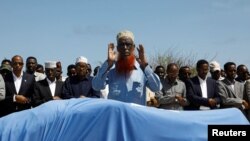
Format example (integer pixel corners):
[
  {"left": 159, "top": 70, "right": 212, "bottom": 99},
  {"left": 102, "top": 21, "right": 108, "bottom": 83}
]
[{"left": 0, "top": 30, "right": 249, "bottom": 122}]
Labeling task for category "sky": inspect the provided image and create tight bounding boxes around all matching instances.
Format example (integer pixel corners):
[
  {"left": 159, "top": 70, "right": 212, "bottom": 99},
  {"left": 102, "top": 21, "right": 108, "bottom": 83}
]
[{"left": 1, "top": 0, "right": 250, "bottom": 76}]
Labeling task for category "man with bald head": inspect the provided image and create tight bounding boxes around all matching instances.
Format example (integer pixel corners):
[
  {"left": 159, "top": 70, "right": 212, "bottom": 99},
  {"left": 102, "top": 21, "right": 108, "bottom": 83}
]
[
  {"left": 92, "top": 30, "right": 162, "bottom": 105},
  {"left": 0, "top": 55, "right": 35, "bottom": 117}
]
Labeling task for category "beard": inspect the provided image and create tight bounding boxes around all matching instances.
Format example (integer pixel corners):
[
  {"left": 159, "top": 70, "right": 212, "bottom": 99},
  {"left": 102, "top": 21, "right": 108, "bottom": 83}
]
[{"left": 116, "top": 54, "right": 135, "bottom": 75}]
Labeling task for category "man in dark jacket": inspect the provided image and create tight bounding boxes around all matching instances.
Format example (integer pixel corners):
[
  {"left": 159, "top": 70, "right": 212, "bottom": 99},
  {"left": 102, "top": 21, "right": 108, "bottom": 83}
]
[{"left": 33, "top": 61, "right": 64, "bottom": 107}]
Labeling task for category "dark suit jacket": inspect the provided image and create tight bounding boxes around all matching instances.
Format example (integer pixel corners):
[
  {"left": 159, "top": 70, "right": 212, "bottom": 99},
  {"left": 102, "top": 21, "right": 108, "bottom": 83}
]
[
  {"left": 33, "top": 79, "right": 64, "bottom": 107},
  {"left": 185, "top": 76, "right": 221, "bottom": 110},
  {"left": 0, "top": 72, "right": 35, "bottom": 117}
]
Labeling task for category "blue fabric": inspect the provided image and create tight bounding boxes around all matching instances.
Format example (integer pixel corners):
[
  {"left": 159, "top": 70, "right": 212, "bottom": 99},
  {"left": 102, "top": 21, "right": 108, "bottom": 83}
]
[
  {"left": 92, "top": 61, "right": 162, "bottom": 105},
  {"left": 0, "top": 98, "right": 249, "bottom": 141}
]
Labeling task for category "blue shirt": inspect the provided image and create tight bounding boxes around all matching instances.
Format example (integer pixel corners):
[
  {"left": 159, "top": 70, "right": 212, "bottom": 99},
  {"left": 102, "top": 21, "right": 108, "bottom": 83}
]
[{"left": 92, "top": 61, "right": 162, "bottom": 105}]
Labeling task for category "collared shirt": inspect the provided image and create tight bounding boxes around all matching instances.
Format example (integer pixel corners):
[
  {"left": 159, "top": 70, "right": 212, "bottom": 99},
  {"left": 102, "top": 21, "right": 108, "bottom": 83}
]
[
  {"left": 198, "top": 76, "right": 211, "bottom": 110},
  {"left": 198, "top": 76, "right": 208, "bottom": 98},
  {"left": 12, "top": 72, "right": 23, "bottom": 102},
  {"left": 13, "top": 72, "right": 23, "bottom": 94},
  {"left": 92, "top": 61, "right": 162, "bottom": 106},
  {"left": 231, "top": 80, "right": 236, "bottom": 91},
  {"left": 155, "top": 78, "right": 187, "bottom": 110},
  {"left": 46, "top": 78, "right": 56, "bottom": 97}
]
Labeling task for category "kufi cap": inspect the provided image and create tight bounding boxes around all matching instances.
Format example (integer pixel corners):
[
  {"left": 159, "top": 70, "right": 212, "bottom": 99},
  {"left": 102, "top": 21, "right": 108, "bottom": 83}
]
[
  {"left": 45, "top": 61, "right": 57, "bottom": 68},
  {"left": 116, "top": 30, "right": 134, "bottom": 42},
  {"left": 210, "top": 61, "right": 221, "bottom": 72},
  {"left": 75, "top": 56, "right": 88, "bottom": 64}
]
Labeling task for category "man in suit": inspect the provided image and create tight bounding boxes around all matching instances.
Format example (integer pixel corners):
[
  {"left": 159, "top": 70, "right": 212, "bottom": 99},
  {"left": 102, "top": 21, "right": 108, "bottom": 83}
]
[
  {"left": 33, "top": 61, "right": 64, "bottom": 107},
  {"left": 186, "top": 59, "right": 221, "bottom": 110},
  {"left": 217, "top": 62, "right": 249, "bottom": 112},
  {"left": 0, "top": 55, "right": 35, "bottom": 117}
]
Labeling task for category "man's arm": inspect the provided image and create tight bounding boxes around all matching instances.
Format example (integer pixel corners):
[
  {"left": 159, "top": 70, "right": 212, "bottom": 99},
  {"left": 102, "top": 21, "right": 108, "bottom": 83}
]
[
  {"left": 217, "top": 81, "right": 242, "bottom": 107},
  {"left": 92, "top": 61, "right": 110, "bottom": 91},
  {"left": 92, "top": 43, "right": 115, "bottom": 91}
]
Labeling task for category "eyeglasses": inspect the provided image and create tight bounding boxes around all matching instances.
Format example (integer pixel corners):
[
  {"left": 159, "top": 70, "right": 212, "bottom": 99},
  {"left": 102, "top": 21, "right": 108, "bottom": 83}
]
[{"left": 12, "top": 62, "right": 24, "bottom": 66}]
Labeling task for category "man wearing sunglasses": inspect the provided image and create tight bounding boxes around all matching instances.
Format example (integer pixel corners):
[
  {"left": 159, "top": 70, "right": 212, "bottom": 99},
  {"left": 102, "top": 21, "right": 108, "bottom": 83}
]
[{"left": 0, "top": 55, "right": 35, "bottom": 117}]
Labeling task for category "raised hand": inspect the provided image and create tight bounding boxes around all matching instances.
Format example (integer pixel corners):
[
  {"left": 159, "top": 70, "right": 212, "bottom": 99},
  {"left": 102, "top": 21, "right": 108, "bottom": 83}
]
[
  {"left": 108, "top": 43, "right": 116, "bottom": 67},
  {"left": 137, "top": 44, "right": 148, "bottom": 69}
]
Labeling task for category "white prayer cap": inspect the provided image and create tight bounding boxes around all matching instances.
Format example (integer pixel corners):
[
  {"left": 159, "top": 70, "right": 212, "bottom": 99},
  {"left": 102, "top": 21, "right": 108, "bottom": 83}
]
[
  {"left": 210, "top": 61, "right": 221, "bottom": 72},
  {"left": 116, "top": 30, "right": 134, "bottom": 42},
  {"left": 45, "top": 61, "right": 57, "bottom": 68},
  {"left": 75, "top": 56, "right": 88, "bottom": 64}
]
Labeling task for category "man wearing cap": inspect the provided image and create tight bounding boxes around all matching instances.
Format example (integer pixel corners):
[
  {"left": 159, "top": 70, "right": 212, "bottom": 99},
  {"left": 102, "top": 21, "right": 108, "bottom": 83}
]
[
  {"left": 209, "top": 61, "right": 224, "bottom": 81},
  {"left": 0, "top": 64, "right": 12, "bottom": 79},
  {"left": 92, "top": 30, "right": 162, "bottom": 105},
  {"left": 32, "top": 61, "right": 64, "bottom": 107},
  {"left": 62, "top": 56, "right": 100, "bottom": 99},
  {"left": 0, "top": 55, "right": 35, "bottom": 117},
  {"left": 0, "top": 58, "right": 12, "bottom": 79}
]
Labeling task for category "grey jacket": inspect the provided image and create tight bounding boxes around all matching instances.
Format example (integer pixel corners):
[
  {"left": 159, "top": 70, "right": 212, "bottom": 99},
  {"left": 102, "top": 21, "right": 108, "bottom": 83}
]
[
  {"left": 217, "top": 78, "right": 244, "bottom": 108},
  {"left": 156, "top": 79, "right": 188, "bottom": 110},
  {"left": 0, "top": 74, "right": 5, "bottom": 101}
]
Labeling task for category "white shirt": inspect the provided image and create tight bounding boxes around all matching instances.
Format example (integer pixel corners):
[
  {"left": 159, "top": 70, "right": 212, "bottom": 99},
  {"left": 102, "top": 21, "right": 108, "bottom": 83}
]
[
  {"left": 13, "top": 72, "right": 23, "bottom": 94},
  {"left": 12, "top": 72, "right": 23, "bottom": 102},
  {"left": 46, "top": 78, "right": 56, "bottom": 97},
  {"left": 198, "top": 76, "right": 208, "bottom": 98},
  {"left": 198, "top": 76, "right": 210, "bottom": 110}
]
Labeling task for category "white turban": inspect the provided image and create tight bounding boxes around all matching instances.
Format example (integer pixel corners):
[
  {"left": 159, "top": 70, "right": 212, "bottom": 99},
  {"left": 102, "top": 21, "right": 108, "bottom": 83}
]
[
  {"left": 75, "top": 56, "right": 88, "bottom": 64},
  {"left": 116, "top": 30, "right": 134, "bottom": 42},
  {"left": 45, "top": 61, "right": 57, "bottom": 68}
]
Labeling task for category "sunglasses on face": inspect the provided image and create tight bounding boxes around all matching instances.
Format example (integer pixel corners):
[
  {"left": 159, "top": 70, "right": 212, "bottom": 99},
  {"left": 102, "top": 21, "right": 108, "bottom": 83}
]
[{"left": 12, "top": 62, "right": 24, "bottom": 66}]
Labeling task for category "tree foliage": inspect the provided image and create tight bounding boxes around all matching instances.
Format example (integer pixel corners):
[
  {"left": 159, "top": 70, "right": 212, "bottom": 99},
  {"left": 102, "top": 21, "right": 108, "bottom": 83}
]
[{"left": 148, "top": 48, "right": 197, "bottom": 70}]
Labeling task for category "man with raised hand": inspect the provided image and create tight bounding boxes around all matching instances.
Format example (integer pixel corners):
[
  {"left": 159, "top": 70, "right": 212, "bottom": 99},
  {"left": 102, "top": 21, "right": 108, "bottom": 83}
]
[{"left": 92, "top": 30, "right": 162, "bottom": 105}]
